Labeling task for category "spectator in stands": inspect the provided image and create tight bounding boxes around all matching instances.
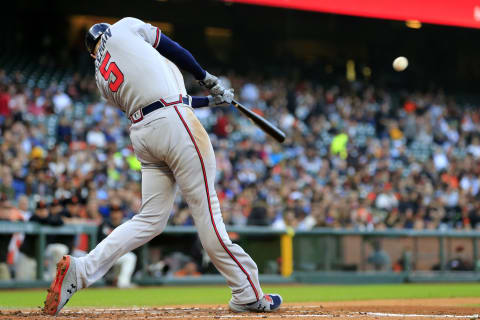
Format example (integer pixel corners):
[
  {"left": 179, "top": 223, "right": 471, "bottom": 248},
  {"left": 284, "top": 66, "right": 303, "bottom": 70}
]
[
  {"left": 0, "top": 195, "right": 13, "bottom": 280},
  {"left": 173, "top": 260, "right": 202, "bottom": 278},
  {"left": 367, "top": 240, "right": 391, "bottom": 271},
  {"left": 0, "top": 172, "right": 15, "bottom": 202},
  {"left": 97, "top": 201, "right": 137, "bottom": 288},
  {"left": 16, "top": 200, "right": 65, "bottom": 280},
  {"left": 86, "top": 124, "right": 107, "bottom": 149},
  {"left": 272, "top": 208, "right": 298, "bottom": 230},
  {"left": 163, "top": 252, "right": 201, "bottom": 278},
  {"left": 52, "top": 89, "right": 72, "bottom": 114},
  {"left": 440, "top": 246, "right": 473, "bottom": 271},
  {"left": 247, "top": 201, "right": 270, "bottom": 226},
  {"left": 45, "top": 197, "right": 81, "bottom": 256},
  {"left": 45, "top": 199, "right": 70, "bottom": 279},
  {"left": 0, "top": 84, "right": 11, "bottom": 122},
  {"left": 17, "top": 195, "right": 31, "bottom": 220},
  {"left": 171, "top": 203, "right": 194, "bottom": 226},
  {"left": 469, "top": 202, "right": 480, "bottom": 229}
]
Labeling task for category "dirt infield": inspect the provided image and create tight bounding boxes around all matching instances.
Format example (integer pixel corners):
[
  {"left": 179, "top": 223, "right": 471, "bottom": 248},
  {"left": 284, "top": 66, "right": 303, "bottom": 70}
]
[{"left": 1, "top": 298, "right": 479, "bottom": 319}]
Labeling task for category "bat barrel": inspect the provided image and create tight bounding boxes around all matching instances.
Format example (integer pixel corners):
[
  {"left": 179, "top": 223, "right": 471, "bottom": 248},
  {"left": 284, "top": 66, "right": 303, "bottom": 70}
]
[{"left": 232, "top": 100, "right": 286, "bottom": 143}]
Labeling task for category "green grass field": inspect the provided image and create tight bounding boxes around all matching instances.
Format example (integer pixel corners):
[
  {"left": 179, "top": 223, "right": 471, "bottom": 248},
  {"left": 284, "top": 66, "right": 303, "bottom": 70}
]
[{"left": 1, "top": 283, "right": 479, "bottom": 308}]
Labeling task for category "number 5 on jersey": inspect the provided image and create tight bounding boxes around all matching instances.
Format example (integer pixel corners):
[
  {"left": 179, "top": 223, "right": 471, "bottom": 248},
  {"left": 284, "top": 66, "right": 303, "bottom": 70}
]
[{"left": 99, "top": 52, "right": 124, "bottom": 92}]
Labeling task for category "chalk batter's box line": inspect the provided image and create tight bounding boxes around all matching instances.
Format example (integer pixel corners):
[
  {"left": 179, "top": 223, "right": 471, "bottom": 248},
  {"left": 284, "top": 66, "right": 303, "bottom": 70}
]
[
  {"left": 64, "top": 314, "right": 480, "bottom": 319},
  {"left": 366, "top": 312, "right": 479, "bottom": 319},
  {"left": 84, "top": 313, "right": 479, "bottom": 319},
  {"left": 9, "top": 308, "right": 480, "bottom": 319}
]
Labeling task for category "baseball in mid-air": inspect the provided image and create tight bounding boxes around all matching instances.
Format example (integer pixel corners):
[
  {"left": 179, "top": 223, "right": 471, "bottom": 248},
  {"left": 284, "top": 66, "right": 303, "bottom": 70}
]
[{"left": 393, "top": 56, "right": 408, "bottom": 72}]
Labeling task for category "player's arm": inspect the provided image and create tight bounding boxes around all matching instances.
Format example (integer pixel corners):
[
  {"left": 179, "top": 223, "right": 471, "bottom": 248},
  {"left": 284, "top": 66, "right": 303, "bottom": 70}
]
[
  {"left": 130, "top": 17, "right": 210, "bottom": 80},
  {"left": 190, "top": 96, "right": 211, "bottom": 108},
  {"left": 156, "top": 34, "right": 216, "bottom": 85},
  {"left": 156, "top": 34, "right": 234, "bottom": 107},
  {"left": 132, "top": 18, "right": 232, "bottom": 105}
]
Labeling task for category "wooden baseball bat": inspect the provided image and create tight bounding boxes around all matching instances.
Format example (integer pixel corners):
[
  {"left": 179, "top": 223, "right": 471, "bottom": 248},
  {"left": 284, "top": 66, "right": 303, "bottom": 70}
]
[{"left": 231, "top": 100, "right": 286, "bottom": 143}]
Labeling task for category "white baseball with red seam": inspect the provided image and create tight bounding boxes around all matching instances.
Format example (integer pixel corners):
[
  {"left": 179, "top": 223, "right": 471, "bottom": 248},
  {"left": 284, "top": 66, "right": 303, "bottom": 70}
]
[{"left": 393, "top": 56, "right": 408, "bottom": 72}]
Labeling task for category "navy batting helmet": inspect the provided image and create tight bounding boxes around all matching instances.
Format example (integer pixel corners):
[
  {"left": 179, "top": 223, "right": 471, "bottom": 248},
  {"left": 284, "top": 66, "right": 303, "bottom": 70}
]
[{"left": 85, "top": 23, "right": 111, "bottom": 54}]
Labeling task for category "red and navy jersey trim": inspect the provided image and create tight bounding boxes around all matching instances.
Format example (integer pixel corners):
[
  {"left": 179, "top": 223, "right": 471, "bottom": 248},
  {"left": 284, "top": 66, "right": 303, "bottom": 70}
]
[
  {"left": 153, "top": 28, "right": 160, "bottom": 48},
  {"left": 173, "top": 106, "right": 260, "bottom": 301},
  {"left": 160, "top": 94, "right": 182, "bottom": 106}
]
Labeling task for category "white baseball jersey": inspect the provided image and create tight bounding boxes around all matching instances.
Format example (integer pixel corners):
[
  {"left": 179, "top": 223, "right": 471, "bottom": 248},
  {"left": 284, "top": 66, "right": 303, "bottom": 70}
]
[{"left": 94, "top": 17, "right": 187, "bottom": 117}]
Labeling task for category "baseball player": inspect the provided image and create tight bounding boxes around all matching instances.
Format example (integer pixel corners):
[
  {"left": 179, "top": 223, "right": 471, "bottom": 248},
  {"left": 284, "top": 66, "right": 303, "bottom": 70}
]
[{"left": 44, "top": 17, "right": 282, "bottom": 315}]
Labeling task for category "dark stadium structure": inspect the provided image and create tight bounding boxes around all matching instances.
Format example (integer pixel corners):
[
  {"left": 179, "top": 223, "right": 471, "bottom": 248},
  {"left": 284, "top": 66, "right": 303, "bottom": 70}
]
[{"left": 2, "top": 0, "right": 480, "bottom": 94}]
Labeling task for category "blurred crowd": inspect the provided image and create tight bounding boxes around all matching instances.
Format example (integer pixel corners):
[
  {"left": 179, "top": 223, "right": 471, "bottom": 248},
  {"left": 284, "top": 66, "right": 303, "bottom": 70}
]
[
  {"left": 0, "top": 68, "right": 479, "bottom": 233},
  {"left": 1, "top": 64, "right": 480, "bottom": 279},
  {"left": 199, "top": 74, "right": 480, "bottom": 232}
]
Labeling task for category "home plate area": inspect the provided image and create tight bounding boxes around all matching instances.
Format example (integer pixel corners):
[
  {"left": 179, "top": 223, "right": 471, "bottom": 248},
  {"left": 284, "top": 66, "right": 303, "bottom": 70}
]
[{"left": 1, "top": 299, "right": 479, "bottom": 320}]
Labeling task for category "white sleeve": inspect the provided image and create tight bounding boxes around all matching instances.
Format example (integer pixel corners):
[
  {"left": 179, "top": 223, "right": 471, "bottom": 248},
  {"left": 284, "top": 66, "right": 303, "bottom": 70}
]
[{"left": 123, "top": 17, "right": 161, "bottom": 48}]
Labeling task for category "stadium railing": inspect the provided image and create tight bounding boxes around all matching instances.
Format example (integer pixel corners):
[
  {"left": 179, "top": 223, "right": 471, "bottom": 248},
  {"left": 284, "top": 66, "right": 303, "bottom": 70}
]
[
  {"left": 0, "top": 221, "right": 479, "bottom": 288},
  {"left": 0, "top": 221, "right": 98, "bottom": 284}
]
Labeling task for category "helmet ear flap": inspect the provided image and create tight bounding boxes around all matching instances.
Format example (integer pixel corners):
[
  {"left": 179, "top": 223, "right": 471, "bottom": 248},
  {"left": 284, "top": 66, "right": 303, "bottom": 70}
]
[{"left": 85, "top": 23, "right": 111, "bottom": 54}]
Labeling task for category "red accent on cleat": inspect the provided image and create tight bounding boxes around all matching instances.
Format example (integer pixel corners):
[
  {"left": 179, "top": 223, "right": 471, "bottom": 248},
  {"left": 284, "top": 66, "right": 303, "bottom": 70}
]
[{"left": 43, "top": 256, "right": 71, "bottom": 315}]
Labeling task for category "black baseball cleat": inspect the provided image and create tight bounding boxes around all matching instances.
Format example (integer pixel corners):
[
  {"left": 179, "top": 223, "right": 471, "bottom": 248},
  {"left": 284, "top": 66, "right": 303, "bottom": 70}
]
[
  {"left": 43, "top": 255, "right": 79, "bottom": 315},
  {"left": 229, "top": 294, "right": 283, "bottom": 312}
]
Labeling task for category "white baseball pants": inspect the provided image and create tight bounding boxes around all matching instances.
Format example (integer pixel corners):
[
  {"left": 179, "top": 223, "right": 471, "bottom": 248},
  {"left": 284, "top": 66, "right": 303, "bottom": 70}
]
[{"left": 76, "top": 103, "right": 263, "bottom": 304}]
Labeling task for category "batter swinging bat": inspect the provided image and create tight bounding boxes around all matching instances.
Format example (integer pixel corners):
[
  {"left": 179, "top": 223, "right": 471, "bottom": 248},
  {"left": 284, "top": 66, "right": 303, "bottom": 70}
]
[{"left": 231, "top": 100, "right": 286, "bottom": 143}]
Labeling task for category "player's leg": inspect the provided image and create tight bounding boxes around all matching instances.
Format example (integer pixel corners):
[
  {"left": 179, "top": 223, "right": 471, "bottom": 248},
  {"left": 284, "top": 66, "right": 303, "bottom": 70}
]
[
  {"left": 75, "top": 165, "right": 176, "bottom": 288},
  {"left": 167, "top": 105, "right": 267, "bottom": 305},
  {"left": 45, "top": 163, "right": 177, "bottom": 315}
]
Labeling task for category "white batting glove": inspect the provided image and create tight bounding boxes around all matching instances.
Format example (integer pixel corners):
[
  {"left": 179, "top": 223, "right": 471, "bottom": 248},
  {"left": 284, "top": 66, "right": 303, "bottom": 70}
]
[
  {"left": 198, "top": 71, "right": 218, "bottom": 89},
  {"left": 208, "top": 88, "right": 234, "bottom": 106},
  {"left": 209, "top": 84, "right": 226, "bottom": 96}
]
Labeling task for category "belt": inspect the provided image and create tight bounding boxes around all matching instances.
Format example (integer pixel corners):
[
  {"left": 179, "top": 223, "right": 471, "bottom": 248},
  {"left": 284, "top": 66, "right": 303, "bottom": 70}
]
[{"left": 129, "top": 94, "right": 190, "bottom": 123}]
